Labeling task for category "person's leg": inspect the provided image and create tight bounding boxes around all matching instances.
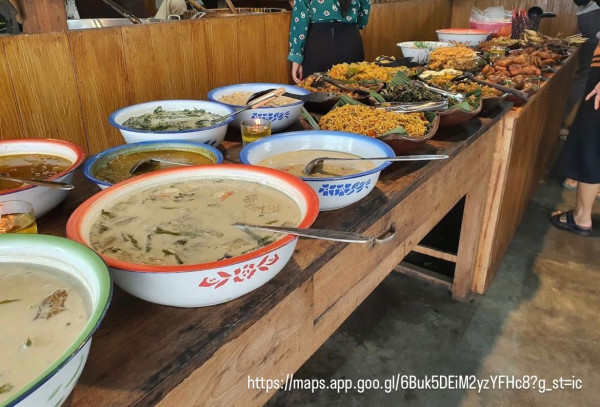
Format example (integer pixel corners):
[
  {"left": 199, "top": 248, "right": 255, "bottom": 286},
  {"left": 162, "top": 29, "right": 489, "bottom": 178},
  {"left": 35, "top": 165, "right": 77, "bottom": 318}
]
[
  {"left": 574, "top": 181, "right": 598, "bottom": 227},
  {"left": 552, "top": 181, "right": 598, "bottom": 230}
]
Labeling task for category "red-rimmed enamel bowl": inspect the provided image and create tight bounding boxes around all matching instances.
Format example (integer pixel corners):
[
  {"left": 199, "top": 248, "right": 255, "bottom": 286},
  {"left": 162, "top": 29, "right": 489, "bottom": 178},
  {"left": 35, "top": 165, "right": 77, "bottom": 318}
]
[
  {"left": 436, "top": 28, "right": 490, "bottom": 47},
  {"left": 66, "top": 164, "right": 319, "bottom": 307},
  {"left": 0, "top": 139, "right": 85, "bottom": 218}
]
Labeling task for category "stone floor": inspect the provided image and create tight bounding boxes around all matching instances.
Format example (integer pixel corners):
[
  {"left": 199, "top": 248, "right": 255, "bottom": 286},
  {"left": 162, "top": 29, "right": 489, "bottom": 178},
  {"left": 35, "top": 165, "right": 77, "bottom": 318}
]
[{"left": 267, "top": 177, "right": 600, "bottom": 407}]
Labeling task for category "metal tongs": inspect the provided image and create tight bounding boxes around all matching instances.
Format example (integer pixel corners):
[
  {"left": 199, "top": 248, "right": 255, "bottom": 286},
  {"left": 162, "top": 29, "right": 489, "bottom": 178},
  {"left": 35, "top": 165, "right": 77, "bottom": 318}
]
[
  {"left": 375, "top": 100, "right": 449, "bottom": 113},
  {"left": 102, "top": 0, "right": 142, "bottom": 24},
  {"left": 315, "top": 74, "right": 372, "bottom": 97},
  {"left": 451, "top": 72, "right": 530, "bottom": 102},
  {"left": 247, "top": 87, "right": 340, "bottom": 104},
  {"left": 410, "top": 80, "right": 465, "bottom": 101},
  {"left": 234, "top": 223, "right": 396, "bottom": 249}
]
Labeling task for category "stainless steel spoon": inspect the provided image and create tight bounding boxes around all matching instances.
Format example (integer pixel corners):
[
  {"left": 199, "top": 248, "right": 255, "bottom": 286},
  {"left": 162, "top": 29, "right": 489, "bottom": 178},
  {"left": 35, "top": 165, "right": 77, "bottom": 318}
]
[
  {"left": 303, "top": 154, "right": 449, "bottom": 175},
  {"left": 234, "top": 223, "right": 396, "bottom": 248},
  {"left": 129, "top": 158, "right": 191, "bottom": 175},
  {"left": 0, "top": 173, "right": 74, "bottom": 190}
]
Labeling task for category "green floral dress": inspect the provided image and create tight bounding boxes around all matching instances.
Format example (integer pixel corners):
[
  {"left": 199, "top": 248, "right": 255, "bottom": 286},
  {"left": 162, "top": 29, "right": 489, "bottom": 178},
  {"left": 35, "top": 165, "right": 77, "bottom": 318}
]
[{"left": 288, "top": 0, "right": 371, "bottom": 64}]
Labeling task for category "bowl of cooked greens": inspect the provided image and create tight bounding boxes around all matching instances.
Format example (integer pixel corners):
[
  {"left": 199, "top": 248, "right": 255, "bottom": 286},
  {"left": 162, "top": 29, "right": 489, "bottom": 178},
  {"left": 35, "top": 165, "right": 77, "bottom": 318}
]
[
  {"left": 396, "top": 41, "right": 452, "bottom": 65},
  {"left": 109, "top": 100, "right": 236, "bottom": 146}
]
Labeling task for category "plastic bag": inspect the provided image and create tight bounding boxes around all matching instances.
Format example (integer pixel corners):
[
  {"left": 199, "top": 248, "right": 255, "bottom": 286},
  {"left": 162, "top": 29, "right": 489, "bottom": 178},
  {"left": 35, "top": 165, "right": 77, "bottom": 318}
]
[{"left": 470, "top": 6, "right": 511, "bottom": 23}]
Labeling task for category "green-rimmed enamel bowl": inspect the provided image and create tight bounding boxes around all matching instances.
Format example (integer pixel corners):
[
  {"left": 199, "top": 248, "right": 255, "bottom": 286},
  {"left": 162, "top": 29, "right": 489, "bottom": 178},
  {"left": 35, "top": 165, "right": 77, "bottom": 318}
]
[{"left": 0, "top": 234, "right": 112, "bottom": 407}]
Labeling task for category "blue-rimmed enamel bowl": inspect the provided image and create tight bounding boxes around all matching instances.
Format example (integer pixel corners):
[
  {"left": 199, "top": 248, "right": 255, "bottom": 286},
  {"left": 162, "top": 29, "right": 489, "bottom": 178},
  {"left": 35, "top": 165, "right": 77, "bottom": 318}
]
[
  {"left": 0, "top": 234, "right": 112, "bottom": 407},
  {"left": 239, "top": 130, "right": 395, "bottom": 211},
  {"left": 207, "top": 83, "right": 310, "bottom": 132},
  {"left": 108, "top": 100, "right": 235, "bottom": 146},
  {"left": 83, "top": 140, "right": 224, "bottom": 190}
]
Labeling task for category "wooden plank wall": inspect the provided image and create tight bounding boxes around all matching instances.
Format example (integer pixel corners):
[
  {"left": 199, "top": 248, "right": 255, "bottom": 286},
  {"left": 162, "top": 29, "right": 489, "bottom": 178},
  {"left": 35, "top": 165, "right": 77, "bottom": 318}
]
[
  {"left": 451, "top": 0, "right": 579, "bottom": 37},
  {"left": 0, "top": 1, "right": 452, "bottom": 155},
  {"left": 362, "top": 0, "right": 453, "bottom": 62},
  {"left": 0, "top": 15, "right": 292, "bottom": 155}
]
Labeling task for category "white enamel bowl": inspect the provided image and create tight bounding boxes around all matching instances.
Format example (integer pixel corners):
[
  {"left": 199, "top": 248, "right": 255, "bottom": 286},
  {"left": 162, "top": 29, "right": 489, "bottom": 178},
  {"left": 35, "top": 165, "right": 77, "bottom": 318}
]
[
  {"left": 83, "top": 140, "right": 224, "bottom": 190},
  {"left": 0, "top": 139, "right": 85, "bottom": 218},
  {"left": 207, "top": 83, "right": 310, "bottom": 132},
  {"left": 108, "top": 100, "right": 235, "bottom": 146},
  {"left": 66, "top": 165, "right": 319, "bottom": 307},
  {"left": 396, "top": 41, "right": 452, "bottom": 64},
  {"left": 239, "top": 130, "right": 395, "bottom": 211},
  {"left": 0, "top": 234, "right": 112, "bottom": 407},
  {"left": 436, "top": 28, "right": 490, "bottom": 47}
]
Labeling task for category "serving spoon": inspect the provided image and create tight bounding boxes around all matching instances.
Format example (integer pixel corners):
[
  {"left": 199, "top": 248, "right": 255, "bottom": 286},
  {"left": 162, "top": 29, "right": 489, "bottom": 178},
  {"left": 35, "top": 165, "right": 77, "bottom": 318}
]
[
  {"left": 199, "top": 88, "right": 285, "bottom": 126},
  {"left": 234, "top": 223, "right": 396, "bottom": 248},
  {"left": 0, "top": 173, "right": 74, "bottom": 190},
  {"left": 303, "top": 154, "right": 449, "bottom": 175},
  {"left": 129, "top": 158, "right": 191, "bottom": 175}
]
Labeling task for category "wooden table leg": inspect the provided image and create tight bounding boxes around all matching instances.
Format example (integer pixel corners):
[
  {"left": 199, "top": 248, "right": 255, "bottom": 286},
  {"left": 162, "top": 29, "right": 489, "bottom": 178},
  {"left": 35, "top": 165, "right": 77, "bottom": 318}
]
[{"left": 452, "top": 178, "right": 488, "bottom": 301}]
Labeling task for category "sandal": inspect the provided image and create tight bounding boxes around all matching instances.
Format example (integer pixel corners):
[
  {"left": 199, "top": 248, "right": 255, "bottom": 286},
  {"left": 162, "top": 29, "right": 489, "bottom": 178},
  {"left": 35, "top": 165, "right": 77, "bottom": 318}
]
[
  {"left": 550, "top": 210, "right": 592, "bottom": 237},
  {"left": 561, "top": 178, "right": 577, "bottom": 190}
]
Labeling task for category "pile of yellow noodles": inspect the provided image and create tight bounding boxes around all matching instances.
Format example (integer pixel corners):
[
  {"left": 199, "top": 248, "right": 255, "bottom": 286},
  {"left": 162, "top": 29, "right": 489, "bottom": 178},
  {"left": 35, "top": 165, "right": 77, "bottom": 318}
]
[
  {"left": 320, "top": 105, "right": 429, "bottom": 138},
  {"left": 428, "top": 46, "right": 478, "bottom": 71},
  {"left": 327, "top": 62, "right": 409, "bottom": 82}
]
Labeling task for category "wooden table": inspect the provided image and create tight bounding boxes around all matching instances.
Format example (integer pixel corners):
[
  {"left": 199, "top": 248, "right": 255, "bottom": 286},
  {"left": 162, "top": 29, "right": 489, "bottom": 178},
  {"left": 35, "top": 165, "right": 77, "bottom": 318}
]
[
  {"left": 397, "top": 53, "right": 579, "bottom": 295},
  {"left": 36, "top": 101, "right": 510, "bottom": 406}
]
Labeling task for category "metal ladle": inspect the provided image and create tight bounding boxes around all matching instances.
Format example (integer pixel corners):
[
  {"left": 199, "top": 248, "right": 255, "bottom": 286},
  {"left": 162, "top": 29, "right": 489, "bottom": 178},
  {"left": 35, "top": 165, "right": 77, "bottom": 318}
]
[
  {"left": 234, "top": 222, "right": 396, "bottom": 249},
  {"left": 129, "top": 158, "right": 191, "bottom": 175},
  {"left": 303, "top": 154, "right": 449, "bottom": 175},
  {"left": 0, "top": 173, "right": 74, "bottom": 190},
  {"left": 199, "top": 88, "right": 284, "bottom": 126}
]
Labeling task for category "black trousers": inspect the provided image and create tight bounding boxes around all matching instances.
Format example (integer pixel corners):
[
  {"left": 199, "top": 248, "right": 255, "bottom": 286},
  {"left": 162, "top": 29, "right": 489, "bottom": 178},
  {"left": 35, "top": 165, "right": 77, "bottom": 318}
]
[
  {"left": 302, "top": 21, "right": 364, "bottom": 77},
  {"left": 556, "top": 67, "right": 600, "bottom": 184}
]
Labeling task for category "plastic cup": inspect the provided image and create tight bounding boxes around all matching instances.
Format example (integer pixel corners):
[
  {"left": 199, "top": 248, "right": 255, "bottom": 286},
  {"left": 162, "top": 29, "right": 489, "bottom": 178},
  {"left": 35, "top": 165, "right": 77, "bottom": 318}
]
[
  {"left": 0, "top": 200, "right": 38, "bottom": 234},
  {"left": 241, "top": 119, "right": 272, "bottom": 146}
]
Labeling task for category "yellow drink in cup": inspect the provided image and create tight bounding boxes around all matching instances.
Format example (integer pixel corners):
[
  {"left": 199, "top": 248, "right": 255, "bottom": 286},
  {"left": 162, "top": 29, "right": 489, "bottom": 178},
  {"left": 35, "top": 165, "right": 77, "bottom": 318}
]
[
  {"left": 0, "top": 200, "right": 38, "bottom": 234},
  {"left": 241, "top": 118, "right": 271, "bottom": 146}
]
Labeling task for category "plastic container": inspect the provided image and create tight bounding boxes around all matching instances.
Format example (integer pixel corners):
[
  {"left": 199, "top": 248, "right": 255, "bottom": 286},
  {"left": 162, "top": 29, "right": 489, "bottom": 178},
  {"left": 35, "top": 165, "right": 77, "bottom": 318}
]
[{"left": 469, "top": 20, "right": 512, "bottom": 38}]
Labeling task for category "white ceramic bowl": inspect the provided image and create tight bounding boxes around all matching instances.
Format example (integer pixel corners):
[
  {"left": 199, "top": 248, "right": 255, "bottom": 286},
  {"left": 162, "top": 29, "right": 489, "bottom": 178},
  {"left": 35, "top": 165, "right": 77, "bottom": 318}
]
[
  {"left": 239, "top": 130, "right": 395, "bottom": 211},
  {"left": 436, "top": 28, "right": 490, "bottom": 47},
  {"left": 0, "top": 234, "right": 112, "bottom": 407},
  {"left": 83, "top": 140, "right": 224, "bottom": 190},
  {"left": 66, "top": 164, "right": 319, "bottom": 307},
  {"left": 109, "top": 100, "right": 235, "bottom": 146},
  {"left": 207, "top": 83, "right": 310, "bottom": 132},
  {"left": 0, "top": 139, "right": 85, "bottom": 218},
  {"left": 396, "top": 41, "right": 452, "bottom": 64}
]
